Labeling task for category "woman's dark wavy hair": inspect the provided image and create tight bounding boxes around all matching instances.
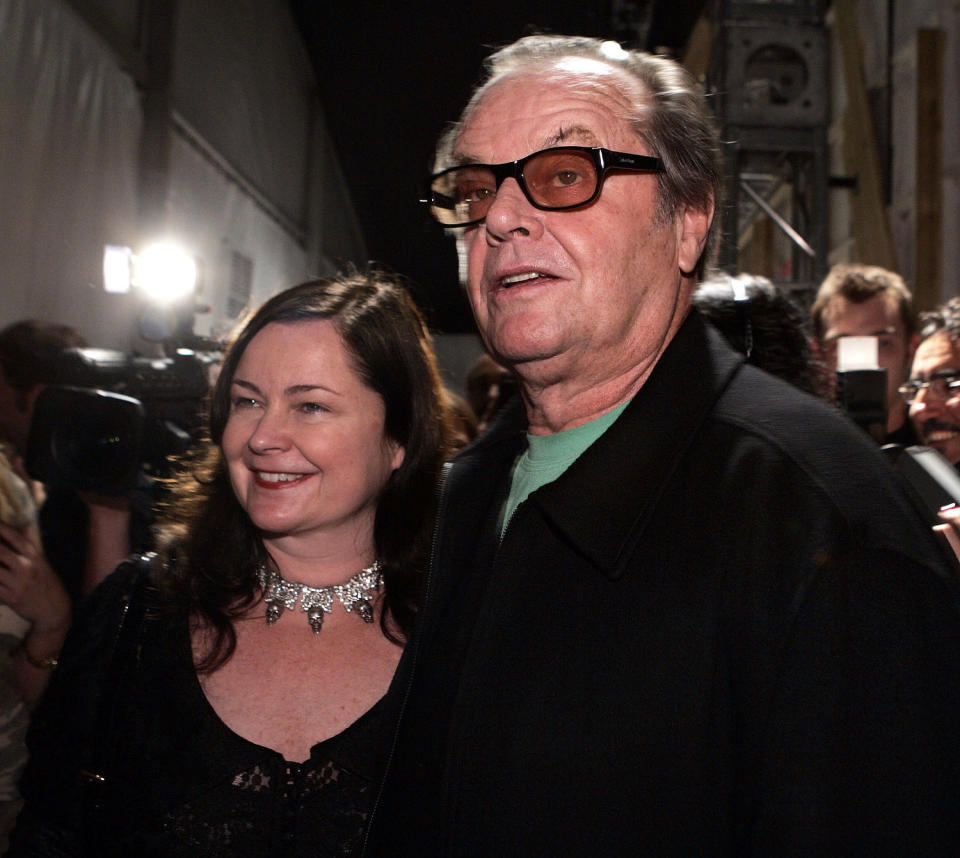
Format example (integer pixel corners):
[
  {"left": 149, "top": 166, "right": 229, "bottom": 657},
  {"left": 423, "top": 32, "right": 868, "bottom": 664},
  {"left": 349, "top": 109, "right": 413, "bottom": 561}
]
[
  {"left": 155, "top": 271, "right": 448, "bottom": 671},
  {"left": 695, "top": 272, "right": 826, "bottom": 397}
]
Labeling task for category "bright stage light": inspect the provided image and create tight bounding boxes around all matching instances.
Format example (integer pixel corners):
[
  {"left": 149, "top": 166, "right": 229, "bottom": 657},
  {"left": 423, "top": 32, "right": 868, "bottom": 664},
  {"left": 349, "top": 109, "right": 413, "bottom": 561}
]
[{"left": 133, "top": 241, "right": 198, "bottom": 304}]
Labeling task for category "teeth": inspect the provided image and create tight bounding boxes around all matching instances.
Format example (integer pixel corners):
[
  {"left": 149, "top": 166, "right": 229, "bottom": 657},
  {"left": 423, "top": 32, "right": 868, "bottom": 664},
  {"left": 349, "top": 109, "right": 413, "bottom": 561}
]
[
  {"left": 257, "top": 472, "right": 303, "bottom": 482},
  {"left": 502, "top": 272, "right": 542, "bottom": 286},
  {"left": 927, "top": 432, "right": 959, "bottom": 441}
]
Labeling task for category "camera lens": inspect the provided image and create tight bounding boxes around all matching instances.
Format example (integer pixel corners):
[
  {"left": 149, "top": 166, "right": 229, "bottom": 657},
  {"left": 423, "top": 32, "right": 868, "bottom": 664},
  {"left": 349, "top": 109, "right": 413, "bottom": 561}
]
[
  {"left": 27, "top": 387, "right": 145, "bottom": 495},
  {"left": 51, "top": 409, "right": 138, "bottom": 491}
]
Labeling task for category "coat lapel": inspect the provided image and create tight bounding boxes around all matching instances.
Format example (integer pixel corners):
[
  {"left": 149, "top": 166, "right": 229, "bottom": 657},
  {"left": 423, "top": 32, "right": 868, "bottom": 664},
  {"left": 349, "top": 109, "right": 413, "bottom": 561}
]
[{"left": 530, "top": 312, "right": 745, "bottom": 580}]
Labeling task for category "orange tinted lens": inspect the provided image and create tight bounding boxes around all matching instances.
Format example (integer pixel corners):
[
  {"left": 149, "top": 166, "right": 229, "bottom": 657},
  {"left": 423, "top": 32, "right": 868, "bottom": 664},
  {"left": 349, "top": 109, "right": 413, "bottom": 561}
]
[
  {"left": 524, "top": 149, "right": 597, "bottom": 208},
  {"left": 432, "top": 166, "right": 497, "bottom": 224}
]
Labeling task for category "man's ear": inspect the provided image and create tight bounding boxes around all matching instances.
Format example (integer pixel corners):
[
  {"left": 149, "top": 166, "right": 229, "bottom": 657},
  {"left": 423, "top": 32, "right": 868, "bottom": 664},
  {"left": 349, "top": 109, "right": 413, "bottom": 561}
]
[{"left": 677, "top": 201, "right": 714, "bottom": 276}]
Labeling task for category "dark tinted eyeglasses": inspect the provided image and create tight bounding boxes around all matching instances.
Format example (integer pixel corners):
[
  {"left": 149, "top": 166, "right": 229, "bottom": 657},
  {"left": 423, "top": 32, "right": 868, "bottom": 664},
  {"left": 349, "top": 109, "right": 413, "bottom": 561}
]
[
  {"left": 898, "top": 371, "right": 960, "bottom": 404},
  {"left": 423, "top": 146, "right": 664, "bottom": 227}
]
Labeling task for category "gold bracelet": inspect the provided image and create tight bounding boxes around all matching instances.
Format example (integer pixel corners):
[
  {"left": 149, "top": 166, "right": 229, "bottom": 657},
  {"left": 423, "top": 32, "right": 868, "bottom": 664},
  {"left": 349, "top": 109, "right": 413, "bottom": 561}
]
[{"left": 22, "top": 647, "right": 59, "bottom": 672}]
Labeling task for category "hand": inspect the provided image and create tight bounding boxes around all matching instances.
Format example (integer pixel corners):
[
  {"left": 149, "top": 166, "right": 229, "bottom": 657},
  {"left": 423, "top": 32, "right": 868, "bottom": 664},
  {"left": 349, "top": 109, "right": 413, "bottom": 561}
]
[
  {"left": 0, "top": 521, "right": 71, "bottom": 632},
  {"left": 935, "top": 505, "right": 960, "bottom": 572}
]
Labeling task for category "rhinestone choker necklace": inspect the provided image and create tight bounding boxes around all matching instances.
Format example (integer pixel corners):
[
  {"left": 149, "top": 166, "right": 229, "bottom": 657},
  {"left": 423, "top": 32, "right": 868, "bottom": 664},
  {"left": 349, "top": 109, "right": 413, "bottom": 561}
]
[{"left": 256, "top": 561, "right": 383, "bottom": 634}]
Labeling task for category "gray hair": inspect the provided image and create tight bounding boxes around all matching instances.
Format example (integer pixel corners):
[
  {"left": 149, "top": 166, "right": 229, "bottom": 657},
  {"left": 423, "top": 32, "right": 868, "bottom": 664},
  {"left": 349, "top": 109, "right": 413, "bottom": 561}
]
[
  {"left": 919, "top": 296, "right": 960, "bottom": 344},
  {"left": 437, "top": 35, "right": 723, "bottom": 277}
]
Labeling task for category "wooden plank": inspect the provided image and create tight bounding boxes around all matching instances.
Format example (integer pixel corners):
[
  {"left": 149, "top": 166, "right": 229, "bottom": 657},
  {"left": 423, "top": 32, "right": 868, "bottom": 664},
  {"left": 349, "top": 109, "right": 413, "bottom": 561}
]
[
  {"left": 682, "top": 10, "right": 714, "bottom": 82},
  {"left": 833, "top": 0, "right": 896, "bottom": 270},
  {"left": 914, "top": 28, "right": 944, "bottom": 310}
]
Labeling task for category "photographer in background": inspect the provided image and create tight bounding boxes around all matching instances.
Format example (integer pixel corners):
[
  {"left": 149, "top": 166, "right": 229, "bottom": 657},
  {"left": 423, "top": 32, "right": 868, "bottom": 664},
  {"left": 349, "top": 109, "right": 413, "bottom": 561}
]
[
  {"left": 0, "top": 446, "right": 70, "bottom": 850},
  {"left": 903, "top": 298, "right": 960, "bottom": 468},
  {"left": 811, "top": 263, "right": 919, "bottom": 444},
  {"left": 0, "top": 320, "right": 134, "bottom": 602}
]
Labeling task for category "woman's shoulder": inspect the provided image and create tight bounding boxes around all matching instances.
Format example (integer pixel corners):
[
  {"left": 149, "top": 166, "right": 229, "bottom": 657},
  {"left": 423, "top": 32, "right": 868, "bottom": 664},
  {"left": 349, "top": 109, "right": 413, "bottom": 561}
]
[
  {"left": 97, "top": 552, "right": 157, "bottom": 598},
  {"left": 62, "top": 553, "right": 158, "bottom": 663},
  {"left": 26, "top": 554, "right": 163, "bottom": 756},
  {"left": 12, "top": 553, "right": 165, "bottom": 854}
]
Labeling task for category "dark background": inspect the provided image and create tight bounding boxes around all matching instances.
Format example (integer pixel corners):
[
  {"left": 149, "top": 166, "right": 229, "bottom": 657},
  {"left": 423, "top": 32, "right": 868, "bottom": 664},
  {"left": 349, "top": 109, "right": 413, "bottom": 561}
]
[{"left": 290, "top": 0, "right": 708, "bottom": 332}]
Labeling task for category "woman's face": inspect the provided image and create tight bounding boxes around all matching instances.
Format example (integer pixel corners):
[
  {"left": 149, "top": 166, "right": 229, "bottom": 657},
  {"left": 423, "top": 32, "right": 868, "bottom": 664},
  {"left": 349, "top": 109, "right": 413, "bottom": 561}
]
[{"left": 221, "top": 319, "right": 404, "bottom": 555}]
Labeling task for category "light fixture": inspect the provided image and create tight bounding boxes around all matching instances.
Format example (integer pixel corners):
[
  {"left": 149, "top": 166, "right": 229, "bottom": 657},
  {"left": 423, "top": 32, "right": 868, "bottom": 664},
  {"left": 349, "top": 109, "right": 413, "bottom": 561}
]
[
  {"left": 103, "top": 245, "right": 133, "bottom": 294},
  {"left": 133, "top": 241, "right": 198, "bottom": 304}
]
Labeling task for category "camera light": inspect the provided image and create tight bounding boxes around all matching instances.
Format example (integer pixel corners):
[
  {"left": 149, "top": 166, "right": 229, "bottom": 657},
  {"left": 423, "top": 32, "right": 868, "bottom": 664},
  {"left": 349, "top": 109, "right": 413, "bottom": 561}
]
[
  {"left": 103, "top": 245, "right": 133, "bottom": 293},
  {"left": 837, "top": 336, "right": 879, "bottom": 371},
  {"left": 133, "top": 241, "right": 198, "bottom": 304}
]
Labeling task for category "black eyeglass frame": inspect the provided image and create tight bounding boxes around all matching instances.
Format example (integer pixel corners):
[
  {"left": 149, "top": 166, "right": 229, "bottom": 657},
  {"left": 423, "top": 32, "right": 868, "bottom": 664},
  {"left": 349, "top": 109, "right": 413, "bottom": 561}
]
[
  {"left": 898, "top": 370, "right": 960, "bottom": 404},
  {"left": 422, "top": 146, "right": 665, "bottom": 227}
]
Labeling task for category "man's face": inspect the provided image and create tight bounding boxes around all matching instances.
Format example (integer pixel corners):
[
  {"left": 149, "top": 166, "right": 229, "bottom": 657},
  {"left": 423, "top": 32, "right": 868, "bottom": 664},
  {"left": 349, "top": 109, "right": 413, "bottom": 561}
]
[
  {"left": 454, "top": 64, "right": 710, "bottom": 396},
  {"left": 908, "top": 332, "right": 960, "bottom": 465},
  {"left": 819, "top": 293, "right": 916, "bottom": 433}
]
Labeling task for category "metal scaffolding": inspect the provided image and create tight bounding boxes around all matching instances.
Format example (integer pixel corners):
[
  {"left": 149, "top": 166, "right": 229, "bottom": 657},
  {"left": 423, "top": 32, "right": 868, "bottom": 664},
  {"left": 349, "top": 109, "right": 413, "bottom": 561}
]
[{"left": 707, "top": 0, "right": 830, "bottom": 298}]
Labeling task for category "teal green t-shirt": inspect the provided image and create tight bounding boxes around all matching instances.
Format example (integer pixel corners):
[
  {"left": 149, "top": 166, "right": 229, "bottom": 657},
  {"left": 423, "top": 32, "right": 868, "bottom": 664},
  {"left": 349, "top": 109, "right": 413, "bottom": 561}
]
[{"left": 499, "top": 400, "right": 630, "bottom": 537}]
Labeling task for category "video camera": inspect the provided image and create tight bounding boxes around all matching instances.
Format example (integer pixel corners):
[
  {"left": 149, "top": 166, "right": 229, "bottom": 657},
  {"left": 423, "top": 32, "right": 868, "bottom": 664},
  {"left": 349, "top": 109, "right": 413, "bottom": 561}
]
[{"left": 25, "top": 346, "right": 219, "bottom": 495}]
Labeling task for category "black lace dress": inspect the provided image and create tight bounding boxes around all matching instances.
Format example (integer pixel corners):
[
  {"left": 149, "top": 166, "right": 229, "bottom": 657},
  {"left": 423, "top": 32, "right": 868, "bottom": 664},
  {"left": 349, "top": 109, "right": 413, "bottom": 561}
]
[{"left": 8, "top": 562, "right": 400, "bottom": 857}]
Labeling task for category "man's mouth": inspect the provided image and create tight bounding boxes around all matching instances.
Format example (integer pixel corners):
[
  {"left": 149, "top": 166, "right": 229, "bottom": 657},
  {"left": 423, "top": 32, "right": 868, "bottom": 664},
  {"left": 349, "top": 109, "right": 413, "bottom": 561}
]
[
  {"left": 498, "top": 271, "right": 554, "bottom": 289},
  {"left": 921, "top": 421, "right": 960, "bottom": 444}
]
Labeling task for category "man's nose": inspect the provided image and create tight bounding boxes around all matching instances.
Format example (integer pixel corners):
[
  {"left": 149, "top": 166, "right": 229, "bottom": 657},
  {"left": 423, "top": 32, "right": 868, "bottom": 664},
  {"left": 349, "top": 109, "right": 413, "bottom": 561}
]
[
  {"left": 911, "top": 385, "right": 943, "bottom": 416},
  {"left": 483, "top": 178, "right": 543, "bottom": 241}
]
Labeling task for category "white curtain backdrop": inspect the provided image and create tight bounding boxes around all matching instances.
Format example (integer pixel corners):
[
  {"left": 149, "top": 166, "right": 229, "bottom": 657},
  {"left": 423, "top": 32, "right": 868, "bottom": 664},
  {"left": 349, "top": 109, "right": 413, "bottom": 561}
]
[
  {"left": 166, "top": 132, "right": 317, "bottom": 339},
  {"left": 0, "top": 0, "right": 142, "bottom": 348},
  {"left": 0, "top": 0, "right": 364, "bottom": 348}
]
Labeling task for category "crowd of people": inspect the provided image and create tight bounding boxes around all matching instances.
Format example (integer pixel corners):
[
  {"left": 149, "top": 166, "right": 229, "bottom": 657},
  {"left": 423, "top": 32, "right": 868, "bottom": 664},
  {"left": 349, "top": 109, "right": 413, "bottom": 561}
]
[{"left": 1, "top": 31, "right": 960, "bottom": 857}]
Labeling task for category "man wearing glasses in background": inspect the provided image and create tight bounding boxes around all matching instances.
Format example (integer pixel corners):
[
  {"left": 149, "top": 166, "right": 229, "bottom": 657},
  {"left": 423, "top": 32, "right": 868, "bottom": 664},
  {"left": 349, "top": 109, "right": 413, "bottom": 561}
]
[
  {"left": 903, "top": 297, "right": 960, "bottom": 467},
  {"left": 363, "top": 35, "right": 960, "bottom": 856}
]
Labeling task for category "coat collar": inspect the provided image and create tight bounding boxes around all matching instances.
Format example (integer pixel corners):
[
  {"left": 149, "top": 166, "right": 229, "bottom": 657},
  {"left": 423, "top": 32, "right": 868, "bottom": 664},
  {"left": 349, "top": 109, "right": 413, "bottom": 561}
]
[{"left": 525, "top": 310, "right": 745, "bottom": 580}]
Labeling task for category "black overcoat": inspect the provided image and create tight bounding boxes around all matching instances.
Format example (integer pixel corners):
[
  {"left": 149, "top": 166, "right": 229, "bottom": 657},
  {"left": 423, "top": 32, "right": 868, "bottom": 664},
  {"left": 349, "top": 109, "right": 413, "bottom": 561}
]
[{"left": 365, "top": 312, "right": 960, "bottom": 856}]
